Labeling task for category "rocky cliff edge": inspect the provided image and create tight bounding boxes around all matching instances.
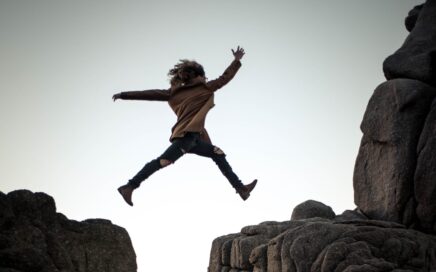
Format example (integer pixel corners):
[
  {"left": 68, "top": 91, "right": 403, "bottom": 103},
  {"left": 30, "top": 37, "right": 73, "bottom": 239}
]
[{"left": 0, "top": 189, "right": 137, "bottom": 272}]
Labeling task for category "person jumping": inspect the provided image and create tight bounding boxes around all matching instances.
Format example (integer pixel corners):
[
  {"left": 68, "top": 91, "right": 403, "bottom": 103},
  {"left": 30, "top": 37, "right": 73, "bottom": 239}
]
[{"left": 113, "top": 46, "right": 257, "bottom": 206}]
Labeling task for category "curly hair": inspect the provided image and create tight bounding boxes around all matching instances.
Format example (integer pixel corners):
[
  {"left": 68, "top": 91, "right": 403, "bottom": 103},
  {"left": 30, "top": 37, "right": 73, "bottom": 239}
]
[{"left": 168, "top": 59, "right": 205, "bottom": 87}]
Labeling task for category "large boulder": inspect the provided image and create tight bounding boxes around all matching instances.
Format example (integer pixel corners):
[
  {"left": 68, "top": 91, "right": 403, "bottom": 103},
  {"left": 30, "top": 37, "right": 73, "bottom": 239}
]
[
  {"left": 263, "top": 220, "right": 436, "bottom": 272},
  {"left": 404, "top": 4, "right": 424, "bottom": 32},
  {"left": 0, "top": 190, "right": 137, "bottom": 272},
  {"left": 353, "top": 79, "right": 436, "bottom": 226},
  {"left": 208, "top": 212, "right": 436, "bottom": 272},
  {"left": 291, "top": 200, "right": 335, "bottom": 221},
  {"left": 383, "top": 0, "right": 436, "bottom": 86},
  {"left": 208, "top": 220, "right": 305, "bottom": 272}
]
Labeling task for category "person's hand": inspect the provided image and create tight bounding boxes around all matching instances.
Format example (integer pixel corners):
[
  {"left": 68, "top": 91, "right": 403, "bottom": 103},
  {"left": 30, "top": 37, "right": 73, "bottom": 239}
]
[
  {"left": 232, "top": 46, "right": 245, "bottom": 61},
  {"left": 112, "top": 93, "right": 122, "bottom": 102}
]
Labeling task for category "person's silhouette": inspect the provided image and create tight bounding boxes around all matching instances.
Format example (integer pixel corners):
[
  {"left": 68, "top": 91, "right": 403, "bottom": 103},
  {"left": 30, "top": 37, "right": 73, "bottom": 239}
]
[{"left": 113, "top": 46, "right": 257, "bottom": 206}]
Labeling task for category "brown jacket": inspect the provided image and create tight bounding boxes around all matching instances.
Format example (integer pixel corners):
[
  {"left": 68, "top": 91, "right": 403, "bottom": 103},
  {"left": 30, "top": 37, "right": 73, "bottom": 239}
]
[{"left": 120, "top": 59, "right": 242, "bottom": 143}]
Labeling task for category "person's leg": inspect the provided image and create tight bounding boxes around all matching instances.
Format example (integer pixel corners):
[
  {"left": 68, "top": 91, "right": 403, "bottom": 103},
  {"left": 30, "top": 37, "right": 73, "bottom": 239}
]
[
  {"left": 118, "top": 134, "right": 197, "bottom": 206},
  {"left": 188, "top": 140, "right": 257, "bottom": 200},
  {"left": 127, "top": 142, "right": 183, "bottom": 189}
]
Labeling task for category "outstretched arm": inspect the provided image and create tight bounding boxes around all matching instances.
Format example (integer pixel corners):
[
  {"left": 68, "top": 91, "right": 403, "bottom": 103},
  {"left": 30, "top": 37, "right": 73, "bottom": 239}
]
[
  {"left": 232, "top": 46, "right": 245, "bottom": 61},
  {"left": 112, "top": 89, "right": 170, "bottom": 102},
  {"left": 206, "top": 46, "right": 245, "bottom": 91}
]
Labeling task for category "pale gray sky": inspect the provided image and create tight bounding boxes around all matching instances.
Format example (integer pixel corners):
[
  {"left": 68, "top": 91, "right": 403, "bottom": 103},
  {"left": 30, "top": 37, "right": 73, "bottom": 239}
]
[{"left": 0, "top": 0, "right": 422, "bottom": 271}]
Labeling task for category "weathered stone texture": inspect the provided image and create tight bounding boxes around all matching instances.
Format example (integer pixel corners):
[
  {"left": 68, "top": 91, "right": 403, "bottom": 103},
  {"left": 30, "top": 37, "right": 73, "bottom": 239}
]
[
  {"left": 353, "top": 79, "right": 436, "bottom": 225},
  {"left": 291, "top": 200, "right": 335, "bottom": 221},
  {"left": 383, "top": 0, "right": 436, "bottom": 86},
  {"left": 0, "top": 190, "right": 137, "bottom": 272},
  {"left": 209, "top": 208, "right": 436, "bottom": 272},
  {"left": 209, "top": 233, "right": 241, "bottom": 272}
]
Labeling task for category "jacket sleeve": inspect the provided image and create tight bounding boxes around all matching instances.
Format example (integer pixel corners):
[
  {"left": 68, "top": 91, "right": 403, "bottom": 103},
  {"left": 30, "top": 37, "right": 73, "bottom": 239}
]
[
  {"left": 206, "top": 60, "right": 242, "bottom": 91},
  {"left": 120, "top": 89, "right": 170, "bottom": 101}
]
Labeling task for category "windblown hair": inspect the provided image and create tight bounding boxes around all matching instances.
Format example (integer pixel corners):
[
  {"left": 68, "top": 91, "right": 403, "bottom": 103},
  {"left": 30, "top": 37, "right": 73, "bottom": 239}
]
[{"left": 168, "top": 59, "right": 205, "bottom": 87}]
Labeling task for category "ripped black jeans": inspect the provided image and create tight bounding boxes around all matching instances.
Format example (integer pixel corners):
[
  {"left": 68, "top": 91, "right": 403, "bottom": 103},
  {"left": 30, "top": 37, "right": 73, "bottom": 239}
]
[{"left": 127, "top": 132, "right": 244, "bottom": 190}]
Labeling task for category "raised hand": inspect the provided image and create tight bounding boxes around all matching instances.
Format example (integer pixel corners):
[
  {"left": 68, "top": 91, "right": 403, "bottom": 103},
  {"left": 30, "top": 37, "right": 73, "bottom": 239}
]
[
  {"left": 112, "top": 93, "right": 122, "bottom": 102},
  {"left": 231, "top": 46, "right": 245, "bottom": 61}
]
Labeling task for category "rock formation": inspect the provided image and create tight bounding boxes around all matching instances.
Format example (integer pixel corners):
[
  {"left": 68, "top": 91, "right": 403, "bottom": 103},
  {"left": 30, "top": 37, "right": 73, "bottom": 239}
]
[
  {"left": 383, "top": 1, "right": 436, "bottom": 86},
  {"left": 208, "top": 1, "right": 436, "bottom": 271},
  {"left": 0, "top": 190, "right": 137, "bottom": 272},
  {"left": 356, "top": 0, "right": 436, "bottom": 231},
  {"left": 208, "top": 205, "right": 436, "bottom": 272},
  {"left": 353, "top": 78, "right": 435, "bottom": 226}
]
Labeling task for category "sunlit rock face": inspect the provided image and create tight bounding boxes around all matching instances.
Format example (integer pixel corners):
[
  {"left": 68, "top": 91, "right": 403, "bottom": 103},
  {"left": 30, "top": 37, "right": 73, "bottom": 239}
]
[
  {"left": 208, "top": 1, "right": 436, "bottom": 271},
  {"left": 0, "top": 189, "right": 137, "bottom": 272}
]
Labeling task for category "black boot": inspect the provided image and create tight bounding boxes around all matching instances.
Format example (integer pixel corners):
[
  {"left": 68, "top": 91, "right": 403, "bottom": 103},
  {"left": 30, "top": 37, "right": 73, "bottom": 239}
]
[
  {"left": 212, "top": 154, "right": 257, "bottom": 200},
  {"left": 118, "top": 159, "right": 162, "bottom": 206},
  {"left": 118, "top": 184, "right": 135, "bottom": 206},
  {"left": 236, "top": 179, "right": 258, "bottom": 201}
]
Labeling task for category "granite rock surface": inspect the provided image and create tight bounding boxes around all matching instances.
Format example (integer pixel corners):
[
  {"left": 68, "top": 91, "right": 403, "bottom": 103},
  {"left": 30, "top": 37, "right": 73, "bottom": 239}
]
[
  {"left": 0, "top": 190, "right": 137, "bottom": 272},
  {"left": 209, "top": 1, "right": 436, "bottom": 271}
]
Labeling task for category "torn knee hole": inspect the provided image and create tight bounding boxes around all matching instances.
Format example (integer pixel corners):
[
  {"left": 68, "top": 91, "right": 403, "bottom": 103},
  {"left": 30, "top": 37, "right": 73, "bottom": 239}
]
[
  {"left": 160, "top": 159, "right": 172, "bottom": 167},
  {"left": 213, "top": 146, "right": 225, "bottom": 155}
]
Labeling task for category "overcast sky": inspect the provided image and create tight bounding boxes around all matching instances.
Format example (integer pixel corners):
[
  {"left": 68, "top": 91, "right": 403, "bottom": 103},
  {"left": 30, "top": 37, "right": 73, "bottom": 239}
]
[{"left": 0, "top": 0, "right": 423, "bottom": 271}]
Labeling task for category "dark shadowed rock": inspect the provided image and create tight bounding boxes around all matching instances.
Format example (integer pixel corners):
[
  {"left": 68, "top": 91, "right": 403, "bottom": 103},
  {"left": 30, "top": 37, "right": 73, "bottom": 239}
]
[
  {"left": 0, "top": 190, "right": 136, "bottom": 272},
  {"left": 208, "top": 221, "right": 301, "bottom": 272},
  {"left": 353, "top": 79, "right": 436, "bottom": 225},
  {"left": 335, "top": 208, "right": 368, "bottom": 222},
  {"left": 209, "top": 217, "right": 436, "bottom": 272},
  {"left": 291, "top": 200, "right": 335, "bottom": 220},
  {"left": 273, "top": 221, "right": 432, "bottom": 272},
  {"left": 415, "top": 99, "right": 436, "bottom": 233},
  {"left": 208, "top": 233, "right": 241, "bottom": 272},
  {"left": 383, "top": 1, "right": 436, "bottom": 86},
  {"left": 405, "top": 4, "right": 424, "bottom": 32}
]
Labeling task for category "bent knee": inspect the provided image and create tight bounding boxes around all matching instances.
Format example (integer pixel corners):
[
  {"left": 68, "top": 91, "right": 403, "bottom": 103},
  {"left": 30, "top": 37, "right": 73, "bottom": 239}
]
[
  {"left": 213, "top": 146, "right": 225, "bottom": 156},
  {"left": 160, "top": 159, "right": 173, "bottom": 167}
]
